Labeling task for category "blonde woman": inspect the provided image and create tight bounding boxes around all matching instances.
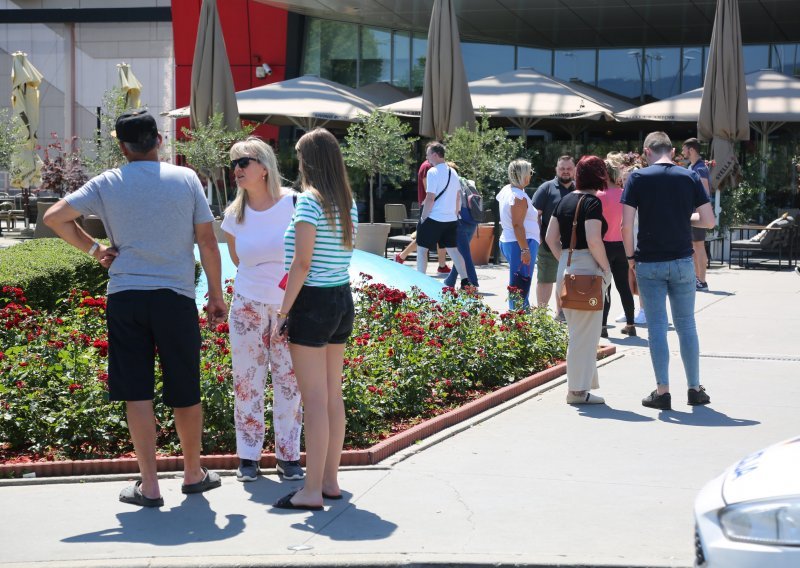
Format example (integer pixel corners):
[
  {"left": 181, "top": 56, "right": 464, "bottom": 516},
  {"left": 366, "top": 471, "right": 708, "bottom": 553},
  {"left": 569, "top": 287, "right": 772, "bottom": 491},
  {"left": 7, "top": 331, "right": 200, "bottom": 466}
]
[
  {"left": 496, "top": 159, "right": 539, "bottom": 309},
  {"left": 221, "top": 137, "right": 303, "bottom": 483},
  {"left": 272, "top": 128, "right": 358, "bottom": 510}
]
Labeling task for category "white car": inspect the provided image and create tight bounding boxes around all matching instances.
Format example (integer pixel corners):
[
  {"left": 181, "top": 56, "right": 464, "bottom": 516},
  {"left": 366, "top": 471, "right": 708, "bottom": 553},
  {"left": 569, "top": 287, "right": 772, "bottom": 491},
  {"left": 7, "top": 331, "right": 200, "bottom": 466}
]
[{"left": 694, "top": 435, "right": 800, "bottom": 567}]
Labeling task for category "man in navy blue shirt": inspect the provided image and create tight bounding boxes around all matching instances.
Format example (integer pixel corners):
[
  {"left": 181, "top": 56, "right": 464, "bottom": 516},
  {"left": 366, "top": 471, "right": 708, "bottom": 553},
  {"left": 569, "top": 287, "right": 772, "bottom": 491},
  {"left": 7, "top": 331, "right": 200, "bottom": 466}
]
[
  {"left": 682, "top": 138, "right": 712, "bottom": 290},
  {"left": 621, "top": 131, "right": 715, "bottom": 411}
]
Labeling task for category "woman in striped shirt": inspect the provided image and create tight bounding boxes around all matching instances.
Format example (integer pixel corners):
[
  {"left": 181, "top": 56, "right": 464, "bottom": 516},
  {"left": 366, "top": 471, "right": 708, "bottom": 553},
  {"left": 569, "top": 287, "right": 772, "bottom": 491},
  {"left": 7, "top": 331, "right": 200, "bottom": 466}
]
[{"left": 272, "top": 128, "right": 358, "bottom": 511}]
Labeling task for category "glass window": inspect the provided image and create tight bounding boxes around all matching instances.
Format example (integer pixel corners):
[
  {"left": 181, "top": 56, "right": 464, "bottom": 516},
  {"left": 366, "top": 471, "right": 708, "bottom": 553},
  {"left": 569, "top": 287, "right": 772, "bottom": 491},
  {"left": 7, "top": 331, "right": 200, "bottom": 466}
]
[
  {"left": 301, "top": 18, "right": 359, "bottom": 87},
  {"left": 461, "top": 42, "right": 514, "bottom": 81},
  {"left": 771, "top": 43, "right": 800, "bottom": 76},
  {"left": 643, "top": 47, "right": 680, "bottom": 99},
  {"left": 517, "top": 47, "right": 552, "bottom": 74},
  {"left": 392, "top": 30, "right": 411, "bottom": 89},
  {"left": 361, "top": 26, "right": 391, "bottom": 86},
  {"left": 554, "top": 49, "right": 596, "bottom": 84},
  {"left": 411, "top": 33, "right": 427, "bottom": 92},
  {"left": 743, "top": 44, "right": 769, "bottom": 74},
  {"left": 681, "top": 47, "right": 703, "bottom": 92},
  {"left": 597, "top": 49, "right": 642, "bottom": 99}
]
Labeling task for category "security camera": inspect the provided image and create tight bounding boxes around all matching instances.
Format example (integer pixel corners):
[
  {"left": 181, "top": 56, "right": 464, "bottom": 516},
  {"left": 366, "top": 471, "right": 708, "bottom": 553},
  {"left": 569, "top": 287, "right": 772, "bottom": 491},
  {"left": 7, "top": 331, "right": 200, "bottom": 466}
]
[{"left": 255, "top": 63, "right": 273, "bottom": 79}]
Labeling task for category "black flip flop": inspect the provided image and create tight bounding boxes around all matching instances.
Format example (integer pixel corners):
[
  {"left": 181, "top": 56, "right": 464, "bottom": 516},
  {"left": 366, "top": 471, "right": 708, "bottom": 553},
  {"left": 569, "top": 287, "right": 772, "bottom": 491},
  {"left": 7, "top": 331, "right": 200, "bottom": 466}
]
[
  {"left": 181, "top": 467, "right": 222, "bottom": 494},
  {"left": 273, "top": 490, "right": 323, "bottom": 511},
  {"left": 323, "top": 492, "right": 343, "bottom": 500},
  {"left": 119, "top": 480, "right": 164, "bottom": 508}
]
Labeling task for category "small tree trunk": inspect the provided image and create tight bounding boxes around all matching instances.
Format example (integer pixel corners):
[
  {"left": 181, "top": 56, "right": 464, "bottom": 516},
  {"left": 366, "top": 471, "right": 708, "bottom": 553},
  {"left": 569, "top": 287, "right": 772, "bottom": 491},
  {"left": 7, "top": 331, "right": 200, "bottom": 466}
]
[{"left": 369, "top": 175, "right": 375, "bottom": 224}]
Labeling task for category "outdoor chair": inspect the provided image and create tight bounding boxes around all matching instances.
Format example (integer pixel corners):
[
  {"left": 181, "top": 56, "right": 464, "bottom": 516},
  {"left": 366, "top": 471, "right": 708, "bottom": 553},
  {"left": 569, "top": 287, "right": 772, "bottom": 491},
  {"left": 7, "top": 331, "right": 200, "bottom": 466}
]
[
  {"left": 384, "top": 203, "right": 409, "bottom": 235},
  {"left": 729, "top": 213, "right": 796, "bottom": 269}
]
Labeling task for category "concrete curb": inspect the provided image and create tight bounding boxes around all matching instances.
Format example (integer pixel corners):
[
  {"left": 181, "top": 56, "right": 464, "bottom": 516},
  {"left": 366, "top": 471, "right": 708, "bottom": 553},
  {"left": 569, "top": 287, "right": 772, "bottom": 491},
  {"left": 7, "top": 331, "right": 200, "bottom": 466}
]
[{"left": 0, "top": 346, "right": 616, "bottom": 479}]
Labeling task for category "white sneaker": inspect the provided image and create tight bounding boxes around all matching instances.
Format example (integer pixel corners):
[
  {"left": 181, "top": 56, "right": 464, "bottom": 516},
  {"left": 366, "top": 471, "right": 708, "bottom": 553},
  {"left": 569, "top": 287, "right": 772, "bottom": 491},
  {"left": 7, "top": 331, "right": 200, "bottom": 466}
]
[
  {"left": 566, "top": 392, "right": 605, "bottom": 405},
  {"left": 614, "top": 312, "right": 627, "bottom": 323},
  {"left": 634, "top": 308, "right": 647, "bottom": 325}
]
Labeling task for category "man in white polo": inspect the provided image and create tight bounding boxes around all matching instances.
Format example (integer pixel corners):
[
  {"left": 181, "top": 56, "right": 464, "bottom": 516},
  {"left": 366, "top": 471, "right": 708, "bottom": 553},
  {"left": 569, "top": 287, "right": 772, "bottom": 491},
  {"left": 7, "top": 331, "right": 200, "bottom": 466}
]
[{"left": 415, "top": 141, "right": 468, "bottom": 279}]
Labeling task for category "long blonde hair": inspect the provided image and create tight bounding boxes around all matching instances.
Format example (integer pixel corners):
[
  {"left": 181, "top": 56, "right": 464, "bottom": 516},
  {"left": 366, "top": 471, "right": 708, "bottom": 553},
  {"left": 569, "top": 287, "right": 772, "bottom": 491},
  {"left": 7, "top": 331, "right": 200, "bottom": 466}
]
[
  {"left": 295, "top": 128, "right": 355, "bottom": 249},
  {"left": 225, "top": 136, "right": 282, "bottom": 224}
]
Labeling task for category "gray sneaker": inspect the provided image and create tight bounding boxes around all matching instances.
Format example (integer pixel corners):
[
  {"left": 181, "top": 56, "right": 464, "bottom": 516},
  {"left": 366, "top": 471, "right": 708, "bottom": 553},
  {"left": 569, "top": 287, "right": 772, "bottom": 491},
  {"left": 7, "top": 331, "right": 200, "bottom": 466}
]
[
  {"left": 236, "top": 459, "right": 260, "bottom": 482},
  {"left": 276, "top": 459, "right": 305, "bottom": 480}
]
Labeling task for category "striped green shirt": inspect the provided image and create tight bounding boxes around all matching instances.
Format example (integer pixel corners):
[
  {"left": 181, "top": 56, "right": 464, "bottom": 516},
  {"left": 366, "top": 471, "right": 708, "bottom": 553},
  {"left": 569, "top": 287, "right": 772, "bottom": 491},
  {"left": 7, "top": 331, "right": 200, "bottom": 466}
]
[{"left": 284, "top": 191, "right": 358, "bottom": 287}]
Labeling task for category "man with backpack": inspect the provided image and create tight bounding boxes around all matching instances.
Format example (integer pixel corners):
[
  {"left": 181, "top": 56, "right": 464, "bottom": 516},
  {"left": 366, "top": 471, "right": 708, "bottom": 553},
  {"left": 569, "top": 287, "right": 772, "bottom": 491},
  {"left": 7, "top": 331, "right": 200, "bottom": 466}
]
[{"left": 443, "top": 171, "right": 482, "bottom": 289}]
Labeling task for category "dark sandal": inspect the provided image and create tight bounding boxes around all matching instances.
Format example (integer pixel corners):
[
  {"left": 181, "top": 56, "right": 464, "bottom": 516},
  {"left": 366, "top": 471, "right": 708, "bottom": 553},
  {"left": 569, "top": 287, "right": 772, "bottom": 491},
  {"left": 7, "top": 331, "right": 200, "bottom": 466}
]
[
  {"left": 273, "top": 490, "right": 323, "bottom": 511},
  {"left": 119, "top": 480, "right": 164, "bottom": 507},
  {"left": 181, "top": 467, "right": 222, "bottom": 494},
  {"left": 323, "top": 492, "right": 343, "bottom": 500}
]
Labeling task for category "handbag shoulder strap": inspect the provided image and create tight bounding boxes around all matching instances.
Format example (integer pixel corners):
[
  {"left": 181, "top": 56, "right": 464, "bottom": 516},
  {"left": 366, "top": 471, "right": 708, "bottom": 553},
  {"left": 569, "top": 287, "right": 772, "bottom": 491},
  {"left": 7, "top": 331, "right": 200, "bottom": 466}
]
[{"left": 567, "top": 194, "right": 586, "bottom": 268}]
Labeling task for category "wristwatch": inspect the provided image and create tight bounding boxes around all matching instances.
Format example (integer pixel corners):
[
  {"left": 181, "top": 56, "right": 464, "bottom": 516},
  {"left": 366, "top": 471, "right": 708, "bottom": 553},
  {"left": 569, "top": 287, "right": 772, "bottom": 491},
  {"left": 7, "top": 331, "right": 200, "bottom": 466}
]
[{"left": 626, "top": 255, "right": 635, "bottom": 260}]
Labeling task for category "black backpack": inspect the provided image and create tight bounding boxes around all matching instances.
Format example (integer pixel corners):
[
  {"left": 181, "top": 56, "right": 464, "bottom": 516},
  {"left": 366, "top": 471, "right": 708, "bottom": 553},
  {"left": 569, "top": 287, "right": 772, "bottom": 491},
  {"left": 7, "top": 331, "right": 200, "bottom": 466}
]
[{"left": 459, "top": 177, "right": 484, "bottom": 224}]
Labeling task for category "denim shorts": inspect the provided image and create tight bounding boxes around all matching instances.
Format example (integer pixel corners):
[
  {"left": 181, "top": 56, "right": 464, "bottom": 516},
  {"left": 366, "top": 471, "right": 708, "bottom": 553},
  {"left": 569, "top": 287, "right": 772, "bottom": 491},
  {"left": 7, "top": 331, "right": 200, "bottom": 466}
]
[{"left": 288, "top": 284, "right": 354, "bottom": 347}]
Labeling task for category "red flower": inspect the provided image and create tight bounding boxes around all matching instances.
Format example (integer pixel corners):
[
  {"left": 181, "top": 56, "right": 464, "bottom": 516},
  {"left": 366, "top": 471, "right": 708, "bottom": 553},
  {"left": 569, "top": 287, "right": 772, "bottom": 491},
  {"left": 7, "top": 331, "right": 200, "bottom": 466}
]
[
  {"left": 68, "top": 383, "right": 83, "bottom": 393},
  {"left": 18, "top": 361, "right": 28, "bottom": 367},
  {"left": 215, "top": 322, "right": 229, "bottom": 334}
]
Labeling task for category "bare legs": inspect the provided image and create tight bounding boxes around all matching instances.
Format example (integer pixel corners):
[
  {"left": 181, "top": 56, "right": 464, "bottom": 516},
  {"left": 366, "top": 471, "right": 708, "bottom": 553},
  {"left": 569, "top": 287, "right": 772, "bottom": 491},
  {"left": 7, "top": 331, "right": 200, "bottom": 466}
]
[
  {"left": 692, "top": 241, "right": 707, "bottom": 284},
  {"left": 126, "top": 400, "right": 206, "bottom": 500},
  {"left": 399, "top": 242, "right": 448, "bottom": 268},
  {"left": 285, "top": 343, "right": 346, "bottom": 507}
]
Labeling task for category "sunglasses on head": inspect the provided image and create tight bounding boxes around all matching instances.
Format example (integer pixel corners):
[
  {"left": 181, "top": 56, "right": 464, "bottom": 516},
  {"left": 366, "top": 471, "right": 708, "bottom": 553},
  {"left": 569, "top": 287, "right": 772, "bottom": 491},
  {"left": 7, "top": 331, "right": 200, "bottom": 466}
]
[{"left": 230, "top": 157, "right": 258, "bottom": 169}]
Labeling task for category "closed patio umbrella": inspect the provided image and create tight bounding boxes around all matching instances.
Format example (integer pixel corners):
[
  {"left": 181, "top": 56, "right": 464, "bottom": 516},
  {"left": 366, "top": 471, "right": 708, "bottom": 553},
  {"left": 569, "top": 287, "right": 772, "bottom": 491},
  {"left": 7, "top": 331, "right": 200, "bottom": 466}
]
[
  {"left": 117, "top": 62, "right": 143, "bottom": 109},
  {"left": 420, "top": 0, "right": 474, "bottom": 140},
  {"left": 189, "top": 0, "right": 240, "bottom": 205},
  {"left": 10, "top": 51, "right": 44, "bottom": 229},
  {"left": 698, "top": 0, "right": 749, "bottom": 221}
]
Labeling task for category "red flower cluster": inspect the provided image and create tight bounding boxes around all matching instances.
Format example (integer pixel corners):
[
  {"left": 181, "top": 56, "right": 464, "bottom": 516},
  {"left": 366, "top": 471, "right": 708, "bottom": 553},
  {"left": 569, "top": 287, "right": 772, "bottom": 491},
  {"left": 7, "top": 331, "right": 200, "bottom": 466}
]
[
  {"left": 92, "top": 339, "right": 109, "bottom": 357},
  {"left": 80, "top": 296, "right": 107, "bottom": 309},
  {"left": 68, "top": 383, "right": 83, "bottom": 393}
]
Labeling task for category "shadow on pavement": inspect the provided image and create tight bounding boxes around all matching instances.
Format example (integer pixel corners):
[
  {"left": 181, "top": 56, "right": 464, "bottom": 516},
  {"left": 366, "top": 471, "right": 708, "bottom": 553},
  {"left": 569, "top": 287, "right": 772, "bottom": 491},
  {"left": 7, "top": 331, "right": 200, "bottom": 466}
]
[
  {"left": 576, "top": 404, "right": 655, "bottom": 422},
  {"left": 61, "top": 495, "right": 245, "bottom": 545},
  {"left": 699, "top": 290, "right": 735, "bottom": 297},
  {"left": 241, "top": 476, "right": 301, "bottom": 505},
  {"left": 606, "top": 336, "right": 649, "bottom": 348},
  {"left": 658, "top": 405, "right": 761, "bottom": 427},
  {"left": 276, "top": 501, "right": 398, "bottom": 542}
]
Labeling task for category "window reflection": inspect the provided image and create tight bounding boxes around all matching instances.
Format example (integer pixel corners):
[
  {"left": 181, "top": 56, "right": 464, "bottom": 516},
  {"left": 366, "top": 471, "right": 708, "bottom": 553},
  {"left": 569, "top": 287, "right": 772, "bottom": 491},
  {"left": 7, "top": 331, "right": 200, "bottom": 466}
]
[
  {"left": 554, "top": 49, "right": 596, "bottom": 84},
  {"left": 643, "top": 47, "right": 680, "bottom": 99},
  {"left": 598, "top": 49, "right": 642, "bottom": 99},
  {"left": 517, "top": 47, "right": 552, "bottom": 74},
  {"left": 411, "top": 33, "right": 427, "bottom": 92},
  {"left": 461, "top": 42, "right": 514, "bottom": 81},
  {"left": 771, "top": 43, "right": 800, "bottom": 76},
  {"left": 743, "top": 45, "right": 769, "bottom": 73},
  {"left": 681, "top": 47, "right": 703, "bottom": 92},
  {"left": 302, "top": 18, "right": 359, "bottom": 87},
  {"left": 392, "top": 31, "right": 411, "bottom": 89},
  {"left": 361, "top": 27, "right": 391, "bottom": 85}
]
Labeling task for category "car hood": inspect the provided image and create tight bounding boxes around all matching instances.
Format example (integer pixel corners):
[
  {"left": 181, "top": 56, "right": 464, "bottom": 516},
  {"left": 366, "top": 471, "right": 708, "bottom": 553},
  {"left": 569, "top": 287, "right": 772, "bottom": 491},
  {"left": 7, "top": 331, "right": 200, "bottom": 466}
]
[{"left": 722, "top": 435, "right": 800, "bottom": 505}]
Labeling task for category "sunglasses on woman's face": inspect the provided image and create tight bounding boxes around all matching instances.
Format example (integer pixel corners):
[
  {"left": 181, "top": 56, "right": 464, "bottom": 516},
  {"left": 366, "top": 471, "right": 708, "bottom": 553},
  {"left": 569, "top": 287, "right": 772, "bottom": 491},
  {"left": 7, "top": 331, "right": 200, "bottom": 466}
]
[{"left": 230, "top": 157, "right": 257, "bottom": 170}]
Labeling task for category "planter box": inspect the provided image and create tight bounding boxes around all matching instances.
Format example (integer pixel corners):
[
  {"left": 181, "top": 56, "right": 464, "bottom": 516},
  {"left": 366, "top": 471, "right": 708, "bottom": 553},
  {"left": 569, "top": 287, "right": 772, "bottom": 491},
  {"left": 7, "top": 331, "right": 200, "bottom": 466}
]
[
  {"left": 0, "top": 346, "right": 615, "bottom": 478},
  {"left": 470, "top": 223, "right": 496, "bottom": 265}
]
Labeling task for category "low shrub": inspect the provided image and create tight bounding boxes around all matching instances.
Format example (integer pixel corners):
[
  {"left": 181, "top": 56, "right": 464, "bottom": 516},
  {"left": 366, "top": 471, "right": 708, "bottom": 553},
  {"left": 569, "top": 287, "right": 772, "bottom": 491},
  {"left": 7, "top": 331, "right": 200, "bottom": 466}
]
[
  {"left": 0, "top": 239, "right": 108, "bottom": 311},
  {"left": 0, "top": 278, "right": 567, "bottom": 463}
]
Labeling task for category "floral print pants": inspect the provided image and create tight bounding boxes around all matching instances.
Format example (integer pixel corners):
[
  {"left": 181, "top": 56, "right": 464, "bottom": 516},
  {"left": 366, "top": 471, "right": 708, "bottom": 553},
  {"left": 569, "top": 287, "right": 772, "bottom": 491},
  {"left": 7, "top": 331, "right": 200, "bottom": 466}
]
[{"left": 229, "top": 293, "right": 302, "bottom": 461}]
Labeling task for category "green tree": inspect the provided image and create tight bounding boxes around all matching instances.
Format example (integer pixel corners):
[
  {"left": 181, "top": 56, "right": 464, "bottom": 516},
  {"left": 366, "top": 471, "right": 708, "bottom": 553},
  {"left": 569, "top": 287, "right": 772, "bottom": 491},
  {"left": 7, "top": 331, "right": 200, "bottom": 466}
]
[
  {"left": 171, "top": 113, "right": 254, "bottom": 213},
  {"left": 0, "top": 108, "right": 25, "bottom": 177},
  {"left": 84, "top": 87, "right": 128, "bottom": 175},
  {"left": 443, "top": 111, "right": 526, "bottom": 201},
  {"left": 343, "top": 111, "right": 418, "bottom": 223}
]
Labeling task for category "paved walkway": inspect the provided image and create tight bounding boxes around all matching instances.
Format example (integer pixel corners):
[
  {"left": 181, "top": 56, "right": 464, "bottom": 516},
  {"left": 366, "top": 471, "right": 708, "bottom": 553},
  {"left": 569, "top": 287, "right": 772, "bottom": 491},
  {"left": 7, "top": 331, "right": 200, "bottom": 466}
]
[{"left": 1, "top": 257, "right": 799, "bottom": 568}]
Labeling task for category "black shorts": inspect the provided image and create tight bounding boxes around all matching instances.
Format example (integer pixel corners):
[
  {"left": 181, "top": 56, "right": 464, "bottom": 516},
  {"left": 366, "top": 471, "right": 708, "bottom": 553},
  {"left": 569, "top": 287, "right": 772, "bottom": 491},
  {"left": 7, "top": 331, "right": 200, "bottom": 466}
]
[
  {"left": 692, "top": 227, "right": 708, "bottom": 242},
  {"left": 106, "top": 289, "right": 201, "bottom": 407},
  {"left": 288, "top": 284, "right": 354, "bottom": 348},
  {"left": 416, "top": 218, "right": 457, "bottom": 249}
]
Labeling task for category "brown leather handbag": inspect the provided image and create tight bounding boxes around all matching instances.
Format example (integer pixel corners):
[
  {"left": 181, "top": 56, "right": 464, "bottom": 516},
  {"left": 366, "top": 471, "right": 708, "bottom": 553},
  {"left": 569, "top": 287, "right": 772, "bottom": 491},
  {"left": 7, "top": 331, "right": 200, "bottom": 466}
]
[{"left": 560, "top": 195, "right": 604, "bottom": 311}]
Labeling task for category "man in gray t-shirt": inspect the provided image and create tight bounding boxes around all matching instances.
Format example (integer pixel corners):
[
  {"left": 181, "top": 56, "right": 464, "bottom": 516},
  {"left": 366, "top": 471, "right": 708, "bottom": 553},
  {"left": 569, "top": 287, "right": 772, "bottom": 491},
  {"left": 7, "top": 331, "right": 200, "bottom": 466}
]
[{"left": 44, "top": 110, "right": 226, "bottom": 507}]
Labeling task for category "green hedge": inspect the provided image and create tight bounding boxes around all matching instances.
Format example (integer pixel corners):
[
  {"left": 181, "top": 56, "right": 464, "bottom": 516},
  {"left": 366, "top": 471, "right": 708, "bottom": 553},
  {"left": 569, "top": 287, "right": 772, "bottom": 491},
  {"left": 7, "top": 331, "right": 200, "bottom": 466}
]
[{"left": 0, "top": 239, "right": 109, "bottom": 310}]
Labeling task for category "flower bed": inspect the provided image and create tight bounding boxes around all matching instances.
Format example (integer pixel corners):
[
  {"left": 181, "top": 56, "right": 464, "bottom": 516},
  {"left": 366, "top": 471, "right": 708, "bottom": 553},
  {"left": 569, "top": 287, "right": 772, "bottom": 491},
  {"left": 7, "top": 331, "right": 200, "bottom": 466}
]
[{"left": 0, "top": 279, "right": 570, "bottom": 477}]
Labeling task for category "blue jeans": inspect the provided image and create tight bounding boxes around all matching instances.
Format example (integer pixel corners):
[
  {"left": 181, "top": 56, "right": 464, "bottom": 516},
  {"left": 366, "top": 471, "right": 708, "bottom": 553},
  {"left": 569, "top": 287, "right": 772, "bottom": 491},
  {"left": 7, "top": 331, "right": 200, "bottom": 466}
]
[
  {"left": 635, "top": 257, "right": 700, "bottom": 388},
  {"left": 499, "top": 238, "right": 539, "bottom": 309},
  {"left": 444, "top": 221, "right": 479, "bottom": 288}
]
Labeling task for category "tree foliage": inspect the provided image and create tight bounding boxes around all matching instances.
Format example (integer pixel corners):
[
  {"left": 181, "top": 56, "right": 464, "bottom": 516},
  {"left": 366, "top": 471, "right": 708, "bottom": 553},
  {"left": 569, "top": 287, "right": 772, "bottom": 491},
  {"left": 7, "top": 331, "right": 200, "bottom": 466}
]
[
  {"left": 343, "top": 110, "right": 417, "bottom": 223},
  {"left": 83, "top": 87, "right": 128, "bottom": 175},
  {"left": 444, "top": 111, "right": 527, "bottom": 200},
  {"left": 172, "top": 113, "right": 254, "bottom": 180},
  {"left": 0, "top": 108, "right": 25, "bottom": 176}
]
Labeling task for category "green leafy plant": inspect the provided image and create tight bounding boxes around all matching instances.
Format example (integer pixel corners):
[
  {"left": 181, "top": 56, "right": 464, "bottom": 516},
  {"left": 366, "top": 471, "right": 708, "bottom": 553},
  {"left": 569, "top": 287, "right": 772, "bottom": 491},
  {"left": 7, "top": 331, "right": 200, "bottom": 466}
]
[
  {"left": 0, "top": 276, "right": 567, "bottom": 466},
  {"left": 172, "top": 113, "right": 254, "bottom": 214},
  {"left": 84, "top": 87, "right": 128, "bottom": 175},
  {"left": 342, "top": 110, "right": 418, "bottom": 223},
  {"left": 443, "top": 111, "right": 526, "bottom": 201},
  {"left": 0, "top": 108, "right": 25, "bottom": 177}
]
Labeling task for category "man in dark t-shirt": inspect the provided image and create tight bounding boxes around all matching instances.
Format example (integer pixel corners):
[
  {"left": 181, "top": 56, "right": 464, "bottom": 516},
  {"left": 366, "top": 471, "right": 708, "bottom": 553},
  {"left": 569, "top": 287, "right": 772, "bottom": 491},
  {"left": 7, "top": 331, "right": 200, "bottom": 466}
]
[
  {"left": 621, "top": 131, "right": 715, "bottom": 412},
  {"left": 682, "top": 138, "right": 712, "bottom": 290},
  {"left": 532, "top": 155, "right": 575, "bottom": 313}
]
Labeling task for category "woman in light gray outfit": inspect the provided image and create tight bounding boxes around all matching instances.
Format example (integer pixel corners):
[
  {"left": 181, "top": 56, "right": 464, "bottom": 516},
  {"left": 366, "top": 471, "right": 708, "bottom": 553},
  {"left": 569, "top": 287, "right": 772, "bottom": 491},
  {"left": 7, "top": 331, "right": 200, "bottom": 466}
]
[{"left": 545, "top": 155, "right": 612, "bottom": 405}]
